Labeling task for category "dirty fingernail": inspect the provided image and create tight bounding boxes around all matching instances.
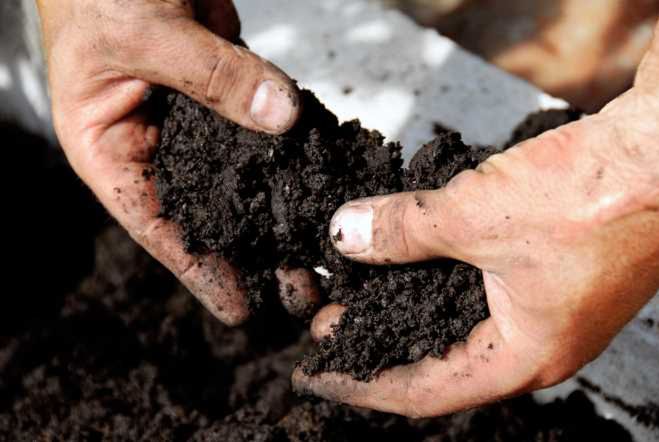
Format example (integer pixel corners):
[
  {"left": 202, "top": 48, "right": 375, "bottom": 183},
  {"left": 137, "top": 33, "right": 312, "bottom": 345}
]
[
  {"left": 250, "top": 80, "right": 297, "bottom": 133},
  {"left": 329, "top": 204, "right": 373, "bottom": 255}
]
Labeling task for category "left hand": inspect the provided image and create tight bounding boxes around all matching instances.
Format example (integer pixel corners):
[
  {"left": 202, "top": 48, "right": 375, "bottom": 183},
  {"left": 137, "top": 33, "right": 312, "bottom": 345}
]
[{"left": 37, "top": 0, "right": 316, "bottom": 325}]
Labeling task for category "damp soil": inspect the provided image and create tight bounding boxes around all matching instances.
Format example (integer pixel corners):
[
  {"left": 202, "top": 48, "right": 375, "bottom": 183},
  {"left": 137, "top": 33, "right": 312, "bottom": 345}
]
[{"left": 0, "top": 120, "right": 639, "bottom": 440}]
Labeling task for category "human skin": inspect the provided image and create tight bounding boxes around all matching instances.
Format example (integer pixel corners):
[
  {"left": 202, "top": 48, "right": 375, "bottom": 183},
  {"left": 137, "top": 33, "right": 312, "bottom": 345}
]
[
  {"left": 36, "top": 0, "right": 318, "bottom": 325},
  {"left": 293, "top": 22, "right": 659, "bottom": 418}
]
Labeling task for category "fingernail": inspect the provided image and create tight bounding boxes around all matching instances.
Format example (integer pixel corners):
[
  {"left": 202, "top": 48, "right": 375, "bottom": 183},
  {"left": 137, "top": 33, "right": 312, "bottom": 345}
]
[
  {"left": 250, "top": 80, "right": 297, "bottom": 133},
  {"left": 329, "top": 204, "right": 373, "bottom": 255},
  {"left": 311, "top": 304, "right": 346, "bottom": 342}
]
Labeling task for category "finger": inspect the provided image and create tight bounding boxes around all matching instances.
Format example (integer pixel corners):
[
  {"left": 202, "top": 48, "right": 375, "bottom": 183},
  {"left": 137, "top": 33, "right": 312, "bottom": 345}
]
[
  {"left": 310, "top": 304, "right": 346, "bottom": 342},
  {"left": 275, "top": 267, "right": 321, "bottom": 319},
  {"left": 119, "top": 16, "right": 299, "bottom": 134},
  {"left": 329, "top": 175, "right": 489, "bottom": 265},
  {"left": 72, "top": 111, "right": 250, "bottom": 326},
  {"left": 196, "top": 0, "right": 241, "bottom": 41},
  {"left": 293, "top": 319, "right": 540, "bottom": 418}
]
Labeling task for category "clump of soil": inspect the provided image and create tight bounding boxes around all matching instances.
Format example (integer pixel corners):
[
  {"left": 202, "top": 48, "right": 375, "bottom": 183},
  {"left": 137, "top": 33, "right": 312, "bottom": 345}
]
[
  {"left": 154, "top": 91, "right": 404, "bottom": 308},
  {"left": 154, "top": 91, "right": 491, "bottom": 380},
  {"left": 0, "top": 123, "right": 635, "bottom": 441}
]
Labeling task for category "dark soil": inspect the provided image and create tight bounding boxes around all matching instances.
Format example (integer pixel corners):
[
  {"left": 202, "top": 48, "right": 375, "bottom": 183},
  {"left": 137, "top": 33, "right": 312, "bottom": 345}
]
[
  {"left": 154, "top": 90, "right": 404, "bottom": 307},
  {"left": 154, "top": 91, "right": 491, "bottom": 380},
  {"left": 0, "top": 122, "right": 636, "bottom": 441}
]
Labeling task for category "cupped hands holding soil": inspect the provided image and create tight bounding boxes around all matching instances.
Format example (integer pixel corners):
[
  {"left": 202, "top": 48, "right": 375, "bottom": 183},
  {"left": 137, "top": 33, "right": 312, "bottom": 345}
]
[{"left": 153, "top": 89, "right": 496, "bottom": 382}]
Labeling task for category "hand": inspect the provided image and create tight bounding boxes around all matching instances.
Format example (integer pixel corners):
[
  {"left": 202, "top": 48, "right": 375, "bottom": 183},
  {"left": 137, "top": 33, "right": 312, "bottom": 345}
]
[
  {"left": 37, "top": 0, "right": 317, "bottom": 325},
  {"left": 293, "top": 23, "right": 659, "bottom": 417}
]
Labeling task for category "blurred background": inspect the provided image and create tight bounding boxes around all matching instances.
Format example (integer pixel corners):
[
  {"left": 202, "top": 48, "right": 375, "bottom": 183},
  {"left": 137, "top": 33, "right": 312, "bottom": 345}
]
[{"left": 382, "top": 0, "right": 659, "bottom": 112}]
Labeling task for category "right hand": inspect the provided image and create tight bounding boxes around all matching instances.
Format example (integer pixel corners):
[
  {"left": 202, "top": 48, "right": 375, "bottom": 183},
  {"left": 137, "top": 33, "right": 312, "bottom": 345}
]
[
  {"left": 36, "top": 0, "right": 319, "bottom": 325},
  {"left": 294, "top": 22, "right": 659, "bottom": 417}
]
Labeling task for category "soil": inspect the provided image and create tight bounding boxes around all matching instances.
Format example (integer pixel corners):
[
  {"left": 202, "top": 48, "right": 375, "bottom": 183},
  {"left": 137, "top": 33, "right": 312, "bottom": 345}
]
[
  {"left": 1, "top": 122, "right": 104, "bottom": 335},
  {"left": 153, "top": 90, "right": 404, "bottom": 309},
  {"left": 0, "top": 120, "right": 636, "bottom": 440},
  {"left": 154, "top": 91, "right": 491, "bottom": 380}
]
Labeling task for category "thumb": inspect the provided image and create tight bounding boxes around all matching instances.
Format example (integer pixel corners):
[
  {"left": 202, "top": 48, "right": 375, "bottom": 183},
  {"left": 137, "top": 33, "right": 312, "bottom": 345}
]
[
  {"left": 121, "top": 17, "right": 299, "bottom": 134},
  {"left": 330, "top": 172, "right": 488, "bottom": 265}
]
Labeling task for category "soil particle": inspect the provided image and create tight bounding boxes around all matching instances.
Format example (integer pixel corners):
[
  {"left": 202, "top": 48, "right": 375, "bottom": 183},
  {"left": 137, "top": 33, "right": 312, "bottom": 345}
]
[{"left": 642, "top": 317, "right": 656, "bottom": 329}]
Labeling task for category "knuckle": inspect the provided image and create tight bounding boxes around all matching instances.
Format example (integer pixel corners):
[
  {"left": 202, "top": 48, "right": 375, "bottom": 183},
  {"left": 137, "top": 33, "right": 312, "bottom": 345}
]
[
  {"left": 372, "top": 196, "right": 411, "bottom": 258},
  {"left": 205, "top": 49, "right": 245, "bottom": 106},
  {"left": 446, "top": 168, "right": 482, "bottom": 190},
  {"left": 475, "top": 153, "right": 505, "bottom": 174},
  {"left": 535, "top": 125, "right": 578, "bottom": 157},
  {"left": 440, "top": 182, "right": 491, "bottom": 249}
]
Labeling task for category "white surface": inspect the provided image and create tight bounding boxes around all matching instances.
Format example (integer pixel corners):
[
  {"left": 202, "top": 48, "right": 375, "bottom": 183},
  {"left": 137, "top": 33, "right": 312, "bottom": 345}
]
[
  {"left": 238, "top": 0, "right": 567, "bottom": 159},
  {"left": 237, "top": 1, "right": 659, "bottom": 441}
]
